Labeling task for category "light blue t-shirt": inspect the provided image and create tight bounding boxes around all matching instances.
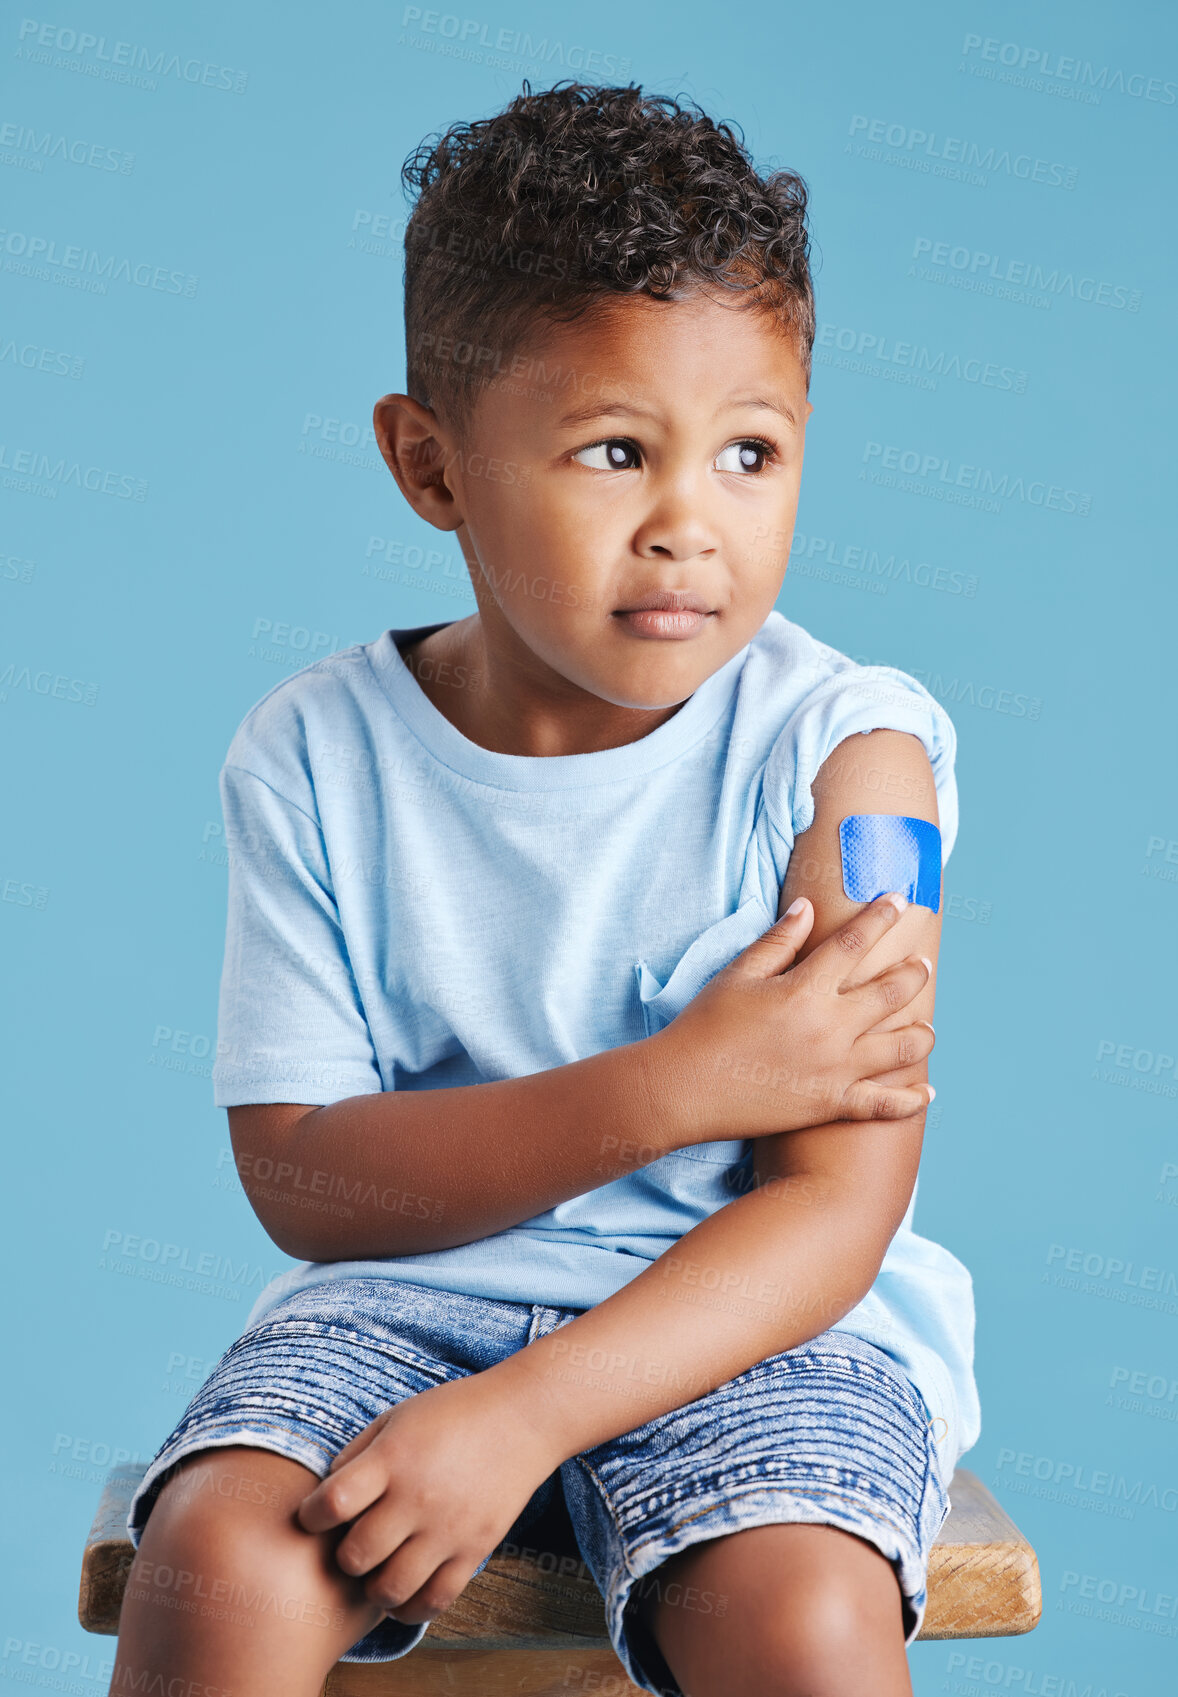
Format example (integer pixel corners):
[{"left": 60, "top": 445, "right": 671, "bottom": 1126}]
[{"left": 213, "top": 608, "right": 981, "bottom": 1468}]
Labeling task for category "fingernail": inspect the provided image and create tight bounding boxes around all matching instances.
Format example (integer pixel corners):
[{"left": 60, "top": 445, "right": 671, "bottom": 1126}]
[
  {"left": 920, "top": 956, "right": 934, "bottom": 976},
  {"left": 926, "top": 1084, "right": 936, "bottom": 1103},
  {"left": 785, "top": 897, "right": 807, "bottom": 918},
  {"left": 921, "top": 1021, "right": 935, "bottom": 1036},
  {"left": 882, "top": 891, "right": 907, "bottom": 912}
]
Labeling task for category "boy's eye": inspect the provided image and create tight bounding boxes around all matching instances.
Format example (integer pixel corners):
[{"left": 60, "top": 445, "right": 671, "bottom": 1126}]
[
  {"left": 573, "top": 439, "right": 640, "bottom": 471},
  {"left": 573, "top": 438, "right": 776, "bottom": 474},
  {"left": 715, "top": 440, "right": 774, "bottom": 474}
]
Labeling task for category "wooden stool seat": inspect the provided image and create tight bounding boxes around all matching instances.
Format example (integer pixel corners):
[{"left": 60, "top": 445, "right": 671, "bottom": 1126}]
[{"left": 79, "top": 1462, "right": 1040, "bottom": 1694}]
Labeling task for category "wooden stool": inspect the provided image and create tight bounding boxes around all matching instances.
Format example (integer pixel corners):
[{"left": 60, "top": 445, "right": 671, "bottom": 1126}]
[{"left": 79, "top": 1462, "right": 1040, "bottom": 1695}]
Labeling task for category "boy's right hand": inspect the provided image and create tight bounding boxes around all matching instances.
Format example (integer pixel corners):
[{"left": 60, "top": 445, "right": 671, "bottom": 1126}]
[{"left": 651, "top": 893, "right": 935, "bottom": 1143}]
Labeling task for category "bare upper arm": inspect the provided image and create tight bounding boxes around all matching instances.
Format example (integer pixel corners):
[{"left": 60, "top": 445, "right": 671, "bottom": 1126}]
[{"left": 753, "top": 727, "right": 944, "bottom": 1237}]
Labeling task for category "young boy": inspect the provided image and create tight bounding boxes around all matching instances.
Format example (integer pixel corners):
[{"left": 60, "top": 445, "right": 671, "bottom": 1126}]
[{"left": 117, "top": 81, "right": 979, "bottom": 1697}]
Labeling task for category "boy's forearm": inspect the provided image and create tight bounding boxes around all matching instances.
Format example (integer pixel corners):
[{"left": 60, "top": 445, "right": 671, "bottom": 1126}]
[
  {"left": 245, "top": 1031, "right": 697, "bottom": 1260},
  {"left": 483, "top": 1148, "right": 899, "bottom": 1464}
]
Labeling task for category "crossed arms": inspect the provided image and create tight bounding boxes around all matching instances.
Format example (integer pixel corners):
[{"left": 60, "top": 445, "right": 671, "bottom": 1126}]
[{"left": 229, "top": 727, "right": 942, "bottom": 1617}]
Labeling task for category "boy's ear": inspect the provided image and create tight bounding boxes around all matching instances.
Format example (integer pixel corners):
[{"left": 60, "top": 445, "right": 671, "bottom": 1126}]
[{"left": 372, "top": 393, "right": 463, "bottom": 532}]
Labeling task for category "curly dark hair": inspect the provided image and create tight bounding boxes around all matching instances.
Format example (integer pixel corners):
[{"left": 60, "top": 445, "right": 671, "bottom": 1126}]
[{"left": 399, "top": 80, "right": 815, "bottom": 436}]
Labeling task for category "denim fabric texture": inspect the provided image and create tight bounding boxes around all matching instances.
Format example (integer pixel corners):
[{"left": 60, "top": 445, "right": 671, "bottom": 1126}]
[{"left": 127, "top": 1277, "right": 950, "bottom": 1695}]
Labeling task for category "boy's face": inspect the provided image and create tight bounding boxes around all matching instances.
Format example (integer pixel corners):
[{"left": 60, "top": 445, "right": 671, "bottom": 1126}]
[{"left": 378, "top": 289, "right": 812, "bottom": 713}]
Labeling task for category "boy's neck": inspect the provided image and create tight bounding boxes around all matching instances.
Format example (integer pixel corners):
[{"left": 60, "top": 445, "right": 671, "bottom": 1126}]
[{"left": 397, "top": 615, "right": 687, "bottom": 759}]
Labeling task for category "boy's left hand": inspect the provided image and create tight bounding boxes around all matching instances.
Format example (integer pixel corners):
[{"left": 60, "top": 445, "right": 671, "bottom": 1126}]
[{"left": 296, "top": 1371, "right": 560, "bottom": 1626}]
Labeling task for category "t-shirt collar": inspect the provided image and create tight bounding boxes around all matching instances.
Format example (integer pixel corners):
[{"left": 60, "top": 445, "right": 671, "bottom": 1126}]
[{"left": 366, "top": 619, "right": 750, "bottom": 792}]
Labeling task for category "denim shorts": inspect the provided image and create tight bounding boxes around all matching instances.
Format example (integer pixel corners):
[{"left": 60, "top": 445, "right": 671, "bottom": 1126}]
[{"left": 126, "top": 1276, "right": 950, "bottom": 1696}]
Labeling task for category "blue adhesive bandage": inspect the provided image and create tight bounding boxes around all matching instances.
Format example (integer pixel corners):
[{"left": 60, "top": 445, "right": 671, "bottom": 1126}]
[{"left": 839, "top": 815, "right": 942, "bottom": 913}]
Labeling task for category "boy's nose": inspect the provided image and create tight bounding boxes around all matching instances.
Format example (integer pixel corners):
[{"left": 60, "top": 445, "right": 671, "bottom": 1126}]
[{"left": 633, "top": 499, "right": 719, "bottom": 563}]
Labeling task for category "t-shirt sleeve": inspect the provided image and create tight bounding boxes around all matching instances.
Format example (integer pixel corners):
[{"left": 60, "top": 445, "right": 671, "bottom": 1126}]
[
  {"left": 211, "top": 762, "right": 385, "bottom": 1108},
  {"left": 760, "top": 664, "right": 959, "bottom": 874}
]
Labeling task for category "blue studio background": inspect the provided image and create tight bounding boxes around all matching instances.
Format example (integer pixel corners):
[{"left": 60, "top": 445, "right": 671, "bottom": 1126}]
[{"left": 3, "top": 1, "right": 1175, "bottom": 1692}]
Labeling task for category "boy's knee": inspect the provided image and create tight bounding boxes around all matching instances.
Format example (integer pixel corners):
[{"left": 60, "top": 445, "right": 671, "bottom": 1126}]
[
  {"left": 149, "top": 1444, "right": 319, "bottom": 1530},
  {"left": 738, "top": 1528, "right": 907, "bottom": 1678},
  {"left": 645, "top": 1524, "right": 903, "bottom": 1668},
  {"left": 122, "top": 1447, "right": 387, "bottom": 1661},
  {"left": 136, "top": 1446, "right": 362, "bottom": 1609}
]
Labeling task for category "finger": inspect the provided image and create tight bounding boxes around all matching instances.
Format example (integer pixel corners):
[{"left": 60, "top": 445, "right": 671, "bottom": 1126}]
[
  {"left": 840, "top": 954, "right": 932, "bottom": 1023},
  {"left": 838, "top": 1078, "right": 935, "bottom": 1121},
  {"left": 734, "top": 896, "right": 815, "bottom": 978},
  {"left": 334, "top": 1497, "right": 416, "bottom": 1578},
  {"left": 851, "top": 1020, "right": 935, "bottom": 1076},
  {"left": 382, "top": 1552, "right": 476, "bottom": 1625},
  {"left": 298, "top": 1454, "right": 388, "bottom": 1534},
  {"left": 364, "top": 1533, "right": 451, "bottom": 1615},
  {"left": 802, "top": 892, "right": 910, "bottom": 986},
  {"left": 326, "top": 1413, "right": 391, "bottom": 1475}
]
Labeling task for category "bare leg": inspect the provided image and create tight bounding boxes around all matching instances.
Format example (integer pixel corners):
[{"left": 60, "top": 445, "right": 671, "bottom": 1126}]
[
  {"left": 108, "top": 1445, "right": 388, "bottom": 1697},
  {"left": 630, "top": 1522, "right": 913, "bottom": 1697}
]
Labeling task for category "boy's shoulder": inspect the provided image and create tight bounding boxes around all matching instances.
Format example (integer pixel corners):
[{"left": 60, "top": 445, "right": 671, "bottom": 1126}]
[
  {"left": 742, "top": 609, "right": 958, "bottom": 853},
  {"left": 221, "top": 637, "right": 390, "bottom": 805},
  {"left": 740, "top": 608, "right": 952, "bottom": 738}
]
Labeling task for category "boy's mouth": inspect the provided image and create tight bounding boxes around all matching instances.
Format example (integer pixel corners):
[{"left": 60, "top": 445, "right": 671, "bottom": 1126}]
[{"left": 613, "top": 590, "right": 714, "bottom": 641}]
